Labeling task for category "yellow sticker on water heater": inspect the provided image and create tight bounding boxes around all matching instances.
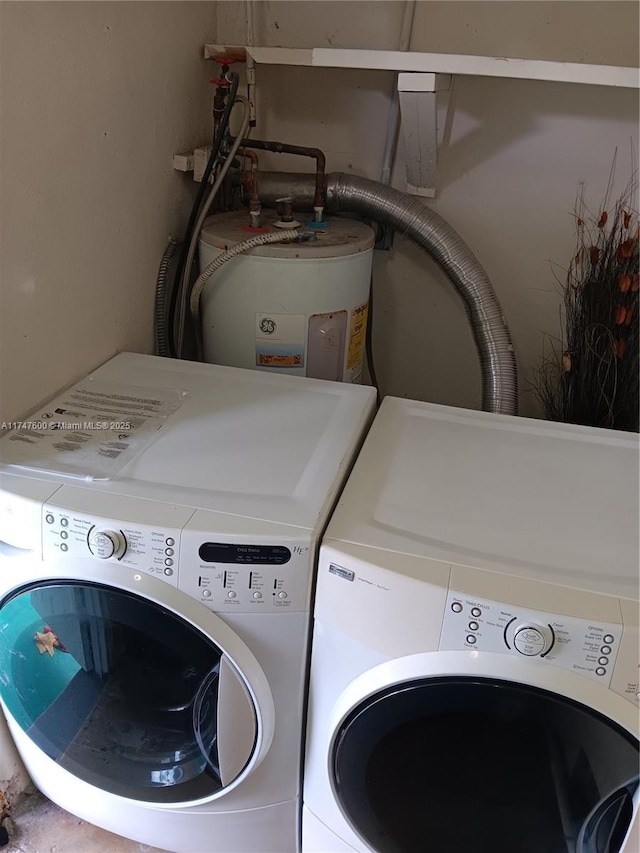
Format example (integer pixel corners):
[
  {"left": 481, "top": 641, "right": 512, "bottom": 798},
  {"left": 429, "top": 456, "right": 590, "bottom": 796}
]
[{"left": 347, "top": 302, "right": 369, "bottom": 373}]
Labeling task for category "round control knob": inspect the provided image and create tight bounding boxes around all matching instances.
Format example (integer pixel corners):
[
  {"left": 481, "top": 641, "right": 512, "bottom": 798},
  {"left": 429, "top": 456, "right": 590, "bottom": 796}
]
[
  {"left": 513, "top": 624, "right": 548, "bottom": 656},
  {"left": 88, "top": 530, "right": 124, "bottom": 559}
]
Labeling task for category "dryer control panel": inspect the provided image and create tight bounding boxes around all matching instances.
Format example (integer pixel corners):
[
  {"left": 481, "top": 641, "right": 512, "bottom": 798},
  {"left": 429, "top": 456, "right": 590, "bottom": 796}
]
[{"left": 440, "top": 590, "right": 623, "bottom": 687}]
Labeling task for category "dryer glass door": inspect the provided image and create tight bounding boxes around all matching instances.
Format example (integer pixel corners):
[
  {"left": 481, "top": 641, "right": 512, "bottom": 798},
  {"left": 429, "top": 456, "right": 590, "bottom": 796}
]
[
  {"left": 0, "top": 581, "right": 258, "bottom": 804},
  {"left": 332, "top": 676, "right": 639, "bottom": 853}
]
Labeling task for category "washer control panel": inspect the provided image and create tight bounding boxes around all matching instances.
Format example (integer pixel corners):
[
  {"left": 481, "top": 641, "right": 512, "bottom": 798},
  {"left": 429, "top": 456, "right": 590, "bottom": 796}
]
[
  {"left": 440, "top": 590, "right": 622, "bottom": 686},
  {"left": 42, "top": 504, "right": 184, "bottom": 587},
  {"left": 41, "top": 503, "right": 312, "bottom": 611},
  {"left": 178, "top": 530, "right": 311, "bottom": 612}
]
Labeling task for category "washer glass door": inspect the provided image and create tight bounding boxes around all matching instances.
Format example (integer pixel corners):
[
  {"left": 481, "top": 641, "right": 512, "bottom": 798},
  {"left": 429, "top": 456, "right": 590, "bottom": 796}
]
[
  {"left": 0, "top": 581, "right": 258, "bottom": 804},
  {"left": 332, "top": 676, "right": 639, "bottom": 853}
]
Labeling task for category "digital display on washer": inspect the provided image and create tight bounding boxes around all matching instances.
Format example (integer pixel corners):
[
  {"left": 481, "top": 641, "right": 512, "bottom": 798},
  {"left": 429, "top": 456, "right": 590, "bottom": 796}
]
[{"left": 198, "top": 543, "right": 291, "bottom": 564}]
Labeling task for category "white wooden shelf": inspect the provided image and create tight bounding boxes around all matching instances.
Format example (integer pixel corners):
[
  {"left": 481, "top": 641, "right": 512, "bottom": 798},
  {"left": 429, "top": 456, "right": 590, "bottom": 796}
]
[
  {"left": 203, "top": 44, "right": 638, "bottom": 198},
  {"left": 205, "top": 45, "right": 639, "bottom": 89}
]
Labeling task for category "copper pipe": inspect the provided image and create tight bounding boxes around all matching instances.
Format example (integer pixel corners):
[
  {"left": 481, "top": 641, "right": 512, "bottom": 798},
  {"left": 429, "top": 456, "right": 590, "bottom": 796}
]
[
  {"left": 230, "top": 138, "right": 326, "bottom": 212},
  {"left": 238, "top": 148, "right": 260, "bottom": 212}
]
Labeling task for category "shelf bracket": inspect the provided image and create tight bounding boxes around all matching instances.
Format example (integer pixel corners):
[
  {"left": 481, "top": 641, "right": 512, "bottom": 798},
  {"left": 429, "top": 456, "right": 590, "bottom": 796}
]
[{"left": 397, "top": 72, "right": 451, "bottom": 198}]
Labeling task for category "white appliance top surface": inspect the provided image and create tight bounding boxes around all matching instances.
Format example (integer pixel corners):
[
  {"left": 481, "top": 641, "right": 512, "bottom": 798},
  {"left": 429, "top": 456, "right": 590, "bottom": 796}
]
[
  {"left": 325, "top": 397, "right": 640, "bottom": 600},
  {"left": 0, "top": 353, "right": 375, "bottom": 531}
]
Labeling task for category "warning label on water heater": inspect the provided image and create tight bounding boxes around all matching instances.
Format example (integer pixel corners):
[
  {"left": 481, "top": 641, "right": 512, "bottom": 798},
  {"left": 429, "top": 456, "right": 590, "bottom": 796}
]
[
  {"left": 346, "top": 301, "right": 369, "bottom": 382},
  {"left": 255, "top": 312, "right": 305, "bottom": 368}
]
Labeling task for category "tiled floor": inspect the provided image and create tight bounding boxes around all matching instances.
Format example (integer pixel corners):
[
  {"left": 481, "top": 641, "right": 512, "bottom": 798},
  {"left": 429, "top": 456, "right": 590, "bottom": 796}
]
[{"left": 5, "top": 789, "right": 169, "bottom": 853}]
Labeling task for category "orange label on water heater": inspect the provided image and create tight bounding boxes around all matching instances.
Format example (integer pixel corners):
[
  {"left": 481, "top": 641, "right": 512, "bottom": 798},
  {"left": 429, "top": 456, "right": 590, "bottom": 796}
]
[{"left": 257, "top": 353, "right": 304, "bottom": 367}]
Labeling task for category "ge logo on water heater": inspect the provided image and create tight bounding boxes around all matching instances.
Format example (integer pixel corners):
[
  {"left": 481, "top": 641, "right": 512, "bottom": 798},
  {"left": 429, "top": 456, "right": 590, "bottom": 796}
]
[{"left": 259, "top": 318, "right": 277, "bottom": 335}]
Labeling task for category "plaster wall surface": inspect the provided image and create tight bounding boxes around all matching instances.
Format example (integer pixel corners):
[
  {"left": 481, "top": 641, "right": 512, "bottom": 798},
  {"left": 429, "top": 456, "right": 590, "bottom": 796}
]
[{"left": 0, "top": 0, "right": 217, "bottom": 423}]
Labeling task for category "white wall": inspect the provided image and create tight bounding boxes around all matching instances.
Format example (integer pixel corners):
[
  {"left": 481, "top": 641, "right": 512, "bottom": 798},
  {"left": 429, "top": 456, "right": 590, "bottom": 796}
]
[
  {"left": 216, "top": 1, "right": 639, "bottom": 414},
  {"left": 0, "top": 1, "right": 217, "bottom": 423},
  {"left": 0, "top": 0, "right": 216, "bottom": 798}
]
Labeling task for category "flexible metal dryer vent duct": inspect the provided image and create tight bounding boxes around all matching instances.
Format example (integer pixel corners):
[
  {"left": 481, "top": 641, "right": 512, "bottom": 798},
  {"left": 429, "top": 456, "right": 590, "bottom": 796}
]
[{"left": 257, "top": 171, "right": 518, "bottom": 416}]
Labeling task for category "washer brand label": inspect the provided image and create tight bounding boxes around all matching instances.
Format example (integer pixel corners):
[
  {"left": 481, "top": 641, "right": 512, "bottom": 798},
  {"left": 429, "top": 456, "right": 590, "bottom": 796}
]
[{"left": 329, "top": 563, "right": 355, "bottom": 581}]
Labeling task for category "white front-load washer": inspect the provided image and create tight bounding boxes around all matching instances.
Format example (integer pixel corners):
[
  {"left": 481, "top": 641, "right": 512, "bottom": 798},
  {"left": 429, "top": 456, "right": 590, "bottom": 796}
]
[
  {"left": 0, "top": 352, "right": 375, "bottom": 852},
  {"left": 303, "top": 397, "right": 639, "bottom": 853}
]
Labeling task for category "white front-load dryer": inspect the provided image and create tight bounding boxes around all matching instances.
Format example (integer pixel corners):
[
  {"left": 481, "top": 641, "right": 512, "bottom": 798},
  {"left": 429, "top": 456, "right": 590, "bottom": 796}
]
[
  {"left": 303, "top": 397, "right": 639, "bottom": 853},
  {"left": 0, "top": 352, "right": 375, "bottom": 852}
]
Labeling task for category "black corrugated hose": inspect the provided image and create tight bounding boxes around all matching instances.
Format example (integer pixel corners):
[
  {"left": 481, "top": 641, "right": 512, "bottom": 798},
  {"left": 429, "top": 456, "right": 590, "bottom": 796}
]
[{"left": 154, "top": 238, "right": 178, "bottom": 357}]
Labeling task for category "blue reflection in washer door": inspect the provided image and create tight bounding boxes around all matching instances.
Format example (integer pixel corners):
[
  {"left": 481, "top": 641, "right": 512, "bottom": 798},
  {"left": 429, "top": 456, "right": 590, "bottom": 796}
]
[{"left": 0, "top": 582, "right": 255, "bottom": 804}]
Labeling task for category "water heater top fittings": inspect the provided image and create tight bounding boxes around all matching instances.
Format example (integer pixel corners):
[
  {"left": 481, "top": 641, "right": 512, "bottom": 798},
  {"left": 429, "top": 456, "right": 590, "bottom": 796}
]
[
  {"left": 199, "top": 211, "right": 374, "bottom": 258},
  {"left": 198, "top": 212, "right": 375, "bottom": 384}
]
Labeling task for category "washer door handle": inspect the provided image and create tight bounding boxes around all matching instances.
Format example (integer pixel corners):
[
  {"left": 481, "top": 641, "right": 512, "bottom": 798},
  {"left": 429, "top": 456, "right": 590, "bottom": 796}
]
[
  {"left": 576, "top": 775, "right": 639, "bottom": 852},
  {"left": 217, "top": 655, "right": 258, "bottom": 787}
]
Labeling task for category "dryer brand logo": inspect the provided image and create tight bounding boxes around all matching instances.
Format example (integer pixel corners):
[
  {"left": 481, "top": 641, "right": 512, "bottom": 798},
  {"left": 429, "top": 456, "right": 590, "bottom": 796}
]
[{"left": 329, "top": 563, "right": 355, "bottom": 582}]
